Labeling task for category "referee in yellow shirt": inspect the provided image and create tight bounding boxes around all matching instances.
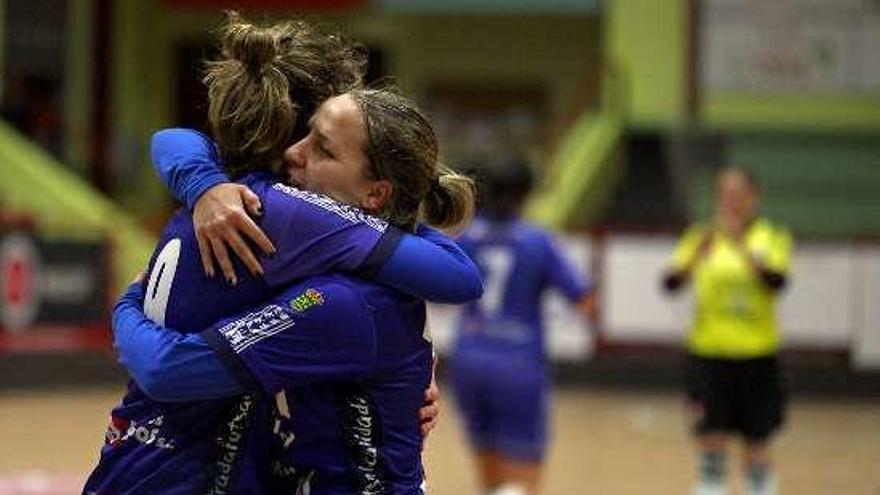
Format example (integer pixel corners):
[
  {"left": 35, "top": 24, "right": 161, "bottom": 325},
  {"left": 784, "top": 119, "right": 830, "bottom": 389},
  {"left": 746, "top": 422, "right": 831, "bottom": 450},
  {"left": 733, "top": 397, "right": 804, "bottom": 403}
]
[{"left": 663, "top": 166, "right": 792, "bottom": 495}]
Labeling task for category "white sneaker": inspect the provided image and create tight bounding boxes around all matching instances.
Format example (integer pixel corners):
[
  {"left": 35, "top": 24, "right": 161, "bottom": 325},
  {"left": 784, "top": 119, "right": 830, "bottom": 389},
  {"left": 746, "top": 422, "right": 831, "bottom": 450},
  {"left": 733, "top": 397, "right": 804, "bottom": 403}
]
[
  {"left": 692, "top": 479, "right": 727, "bottom": 495},
  {"left": 491, "top": 484, "right": 530, "bottom": 495}
]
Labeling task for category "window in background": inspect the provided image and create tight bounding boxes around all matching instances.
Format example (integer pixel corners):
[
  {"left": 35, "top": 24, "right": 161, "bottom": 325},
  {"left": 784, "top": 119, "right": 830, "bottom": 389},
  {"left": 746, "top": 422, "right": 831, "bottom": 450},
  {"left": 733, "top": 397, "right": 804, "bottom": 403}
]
[{"left": 1, "top": 0, "right": 67, "bottom": 157}]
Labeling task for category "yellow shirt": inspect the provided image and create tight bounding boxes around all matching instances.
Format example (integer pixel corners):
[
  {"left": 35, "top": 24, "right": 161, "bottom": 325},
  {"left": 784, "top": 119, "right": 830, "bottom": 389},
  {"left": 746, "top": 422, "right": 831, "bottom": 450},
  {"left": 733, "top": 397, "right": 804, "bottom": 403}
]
[{"left": 672, "top": 218, "right": 792, "bottom": 359}]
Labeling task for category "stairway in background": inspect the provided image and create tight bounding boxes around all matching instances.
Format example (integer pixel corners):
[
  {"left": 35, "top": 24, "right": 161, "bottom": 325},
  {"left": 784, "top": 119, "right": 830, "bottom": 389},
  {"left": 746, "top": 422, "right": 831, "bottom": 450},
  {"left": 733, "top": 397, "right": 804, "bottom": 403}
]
[
  {"left": 526, "top": 112, "right": 623, "bottom": 229},
  {"left": 0, "top": 120, "right": 156, "bottom": 293}
]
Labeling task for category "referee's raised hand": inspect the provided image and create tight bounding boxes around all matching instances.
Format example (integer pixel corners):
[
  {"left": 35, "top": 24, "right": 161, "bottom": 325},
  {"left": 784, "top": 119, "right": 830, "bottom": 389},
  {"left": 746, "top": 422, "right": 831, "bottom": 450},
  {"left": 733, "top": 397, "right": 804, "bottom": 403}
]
[{"left": 193, "top": 183, "right": 276, "bottom": 284}]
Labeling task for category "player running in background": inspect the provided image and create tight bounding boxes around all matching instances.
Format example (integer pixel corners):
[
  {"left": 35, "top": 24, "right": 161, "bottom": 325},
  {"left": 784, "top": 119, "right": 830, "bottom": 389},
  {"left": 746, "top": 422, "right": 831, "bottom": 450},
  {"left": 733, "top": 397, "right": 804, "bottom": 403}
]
[
  {"left": 662, "top": 166, "right": 792, "bottom": 495},
  {"left": 83, "top": 14, "right": 477, "bottom": 494},
  {"left": 449, "top": 156, "right": 596, "bottom": 495}
]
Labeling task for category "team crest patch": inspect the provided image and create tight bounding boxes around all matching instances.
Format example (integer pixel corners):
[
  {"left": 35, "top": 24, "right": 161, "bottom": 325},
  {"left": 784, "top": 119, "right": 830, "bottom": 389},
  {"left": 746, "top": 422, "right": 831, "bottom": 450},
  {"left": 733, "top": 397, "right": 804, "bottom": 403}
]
[{"left": 289, "top": 289, "right": 324, "bottom": 313}]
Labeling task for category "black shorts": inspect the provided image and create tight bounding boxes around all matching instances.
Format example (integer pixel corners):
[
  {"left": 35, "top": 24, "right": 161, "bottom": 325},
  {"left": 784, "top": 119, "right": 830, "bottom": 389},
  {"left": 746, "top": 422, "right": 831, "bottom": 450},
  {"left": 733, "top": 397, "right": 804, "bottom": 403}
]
[{"left": 686, "top": 354, "right": 786, "bottom": 442}]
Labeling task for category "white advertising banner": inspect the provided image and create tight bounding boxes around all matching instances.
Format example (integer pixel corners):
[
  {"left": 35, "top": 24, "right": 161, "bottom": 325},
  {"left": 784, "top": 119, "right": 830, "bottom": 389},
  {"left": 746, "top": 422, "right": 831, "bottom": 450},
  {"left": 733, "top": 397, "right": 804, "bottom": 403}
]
[{"left": 702, "top": 0, "right": 880, "bottom": 92}]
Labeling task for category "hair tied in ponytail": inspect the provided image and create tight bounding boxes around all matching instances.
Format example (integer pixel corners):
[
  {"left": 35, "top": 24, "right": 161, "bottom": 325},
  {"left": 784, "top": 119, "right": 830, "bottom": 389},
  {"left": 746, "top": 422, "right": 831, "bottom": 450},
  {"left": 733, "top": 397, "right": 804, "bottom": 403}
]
[
  {"left": 222, "top": 12, "right": 277, "bottom": 78},
  {"left": 242, "top": 37, "right": 276, "bottom": 78},
  {"left": 431, "top": 176, "right": 450, "bottom": 207}
]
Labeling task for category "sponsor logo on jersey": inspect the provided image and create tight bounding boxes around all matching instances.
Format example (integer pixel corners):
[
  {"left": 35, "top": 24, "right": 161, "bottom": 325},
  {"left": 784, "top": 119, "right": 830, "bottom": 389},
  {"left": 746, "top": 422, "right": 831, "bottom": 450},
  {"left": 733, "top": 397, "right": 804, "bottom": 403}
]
[
  {"left": 271, "top": 461, "right": 315, "bottom": 495},
  {"left": 338, "top": 387, "right": 386, "bottom": 495},
  {"left": 105, "top": 414, "right": 175, "bottom": 450},
  {"left": 218, "top": 304, "right": 295, "bottom": 353},
  {"left": 273, "top": 390, "right": 296, "bottom": 449},
  {"left": 105, "top": 415, "right": 129, "bottom": 447},
  {"left": 211, "top": 395, "right": 255, "bottom": 495},
  {"left": 272, "top": 183, "right": 388, "bottom": 232},
  {"left": 289, "top": 288, "right": 324, "bottom": 313}
]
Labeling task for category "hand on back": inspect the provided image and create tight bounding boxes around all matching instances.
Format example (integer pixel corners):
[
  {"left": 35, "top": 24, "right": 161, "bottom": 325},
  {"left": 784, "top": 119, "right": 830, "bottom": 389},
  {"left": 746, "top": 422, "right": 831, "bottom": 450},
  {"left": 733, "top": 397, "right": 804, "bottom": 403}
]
[{"left": 193, "top": 183, "right": 275, "bottom": 284}]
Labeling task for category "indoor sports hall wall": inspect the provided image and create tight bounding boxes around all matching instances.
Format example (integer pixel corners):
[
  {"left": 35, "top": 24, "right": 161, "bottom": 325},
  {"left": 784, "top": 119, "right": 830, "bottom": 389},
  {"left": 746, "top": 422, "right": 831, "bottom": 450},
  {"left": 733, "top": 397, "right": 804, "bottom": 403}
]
[
  {"left": 430, "top": 233, "right": 880, "bottom": 371},
  {"left": 686, "top": 135, "right": 880, "bottom": 237},
  {"left": 98, "top": 1, "right": 601, "bottom": 222},
  {"left": 606, "top": 0, "right": 880, "bottom": 132},
  {"left": 601, "top": 234, "right": 880, "bottom": 370}
]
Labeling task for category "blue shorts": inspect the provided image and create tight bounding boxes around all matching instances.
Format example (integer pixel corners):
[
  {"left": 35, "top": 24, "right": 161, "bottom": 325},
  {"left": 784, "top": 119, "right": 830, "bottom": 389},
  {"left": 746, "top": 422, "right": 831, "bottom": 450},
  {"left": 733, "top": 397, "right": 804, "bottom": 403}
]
[{"left": 450, "top": 351, "right": 548, "bottom": 461}]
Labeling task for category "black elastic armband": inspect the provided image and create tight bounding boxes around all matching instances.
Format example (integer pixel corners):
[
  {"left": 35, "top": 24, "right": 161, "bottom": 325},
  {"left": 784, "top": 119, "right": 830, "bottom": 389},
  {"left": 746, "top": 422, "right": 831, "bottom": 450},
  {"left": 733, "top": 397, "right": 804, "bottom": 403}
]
[
  {"left": 356, "top": 226, "right": 405, "bottom": 279},
  {"left": 758, "top": 269, "right": 787, "bottom": 292},
  {"left": 200, "top": 328, "right": 261, "bottom": 393},
  {"left": 662, "top": 271, "right": 686, "bottom": 292}
]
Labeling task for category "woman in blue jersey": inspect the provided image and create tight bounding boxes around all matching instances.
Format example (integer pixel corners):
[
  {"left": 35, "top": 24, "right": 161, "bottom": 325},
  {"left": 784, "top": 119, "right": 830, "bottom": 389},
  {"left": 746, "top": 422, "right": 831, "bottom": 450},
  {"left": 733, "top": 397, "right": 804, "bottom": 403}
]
[
  {"left": 84, "top": 14, "right": 475, "bottom": 495},
  {"left": 450, "top": 156, "right": 595, "bottom": 495},
  {"left": 103, "top": 87, "right": 470, "bottom": 495},
  {"left": 151, "top": 12, "right": 477, "bottom": 303}
]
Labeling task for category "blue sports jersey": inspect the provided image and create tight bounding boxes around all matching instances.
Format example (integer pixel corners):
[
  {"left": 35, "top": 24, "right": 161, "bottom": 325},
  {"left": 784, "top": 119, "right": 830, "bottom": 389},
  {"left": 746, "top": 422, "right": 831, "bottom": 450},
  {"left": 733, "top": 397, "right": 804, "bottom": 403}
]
[
  {"left": 150, "top": 128, "right": 482, "bottom": 304},
  {"left": 84, "top": 175, "right": 398, "bottom": 495},
  {"left": 85, "top": 130, "right": 478, "bottom": 494},
  {"left": 107, "top": 276, "right": 431, "bottom": 495},
  {"left": 149, "top": 174, "right": 399, "bottom": 331},
  {"left": 204, "top": 275, "right": 432, "bottom": 495},
  {"left": 453, "top": 217, "right": 590, "bottom": 362},
  {"left": 450, "top": 217, "right": 590, "bottom": 462}
]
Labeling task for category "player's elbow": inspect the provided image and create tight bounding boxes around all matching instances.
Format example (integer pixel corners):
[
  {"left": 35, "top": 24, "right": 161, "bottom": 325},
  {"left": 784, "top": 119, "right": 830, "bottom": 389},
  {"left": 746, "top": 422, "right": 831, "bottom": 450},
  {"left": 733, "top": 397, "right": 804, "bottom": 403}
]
[
  {"left": 462, "top": 269, "right": 484, "bottom": 301},
  {"left": 150, "top": 129, "right": 176, "bottom": 161},
  {"left": 444, "top": 264, "right": 484, "bottom": 303}
]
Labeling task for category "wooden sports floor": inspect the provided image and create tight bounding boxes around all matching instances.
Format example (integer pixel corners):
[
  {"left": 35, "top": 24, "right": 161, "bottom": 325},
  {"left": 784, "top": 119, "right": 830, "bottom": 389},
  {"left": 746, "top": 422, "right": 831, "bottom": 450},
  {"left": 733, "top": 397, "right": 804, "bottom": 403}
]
[{"left": 0, "top": 385, "right": 877, "bottom": 494}]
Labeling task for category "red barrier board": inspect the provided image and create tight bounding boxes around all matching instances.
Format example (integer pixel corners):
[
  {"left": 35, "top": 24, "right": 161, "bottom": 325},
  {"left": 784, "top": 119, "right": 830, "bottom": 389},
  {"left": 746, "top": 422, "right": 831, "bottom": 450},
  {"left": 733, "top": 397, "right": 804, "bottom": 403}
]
[{"left": 0, "top": 232, "right": 111, "bottom": 354}]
